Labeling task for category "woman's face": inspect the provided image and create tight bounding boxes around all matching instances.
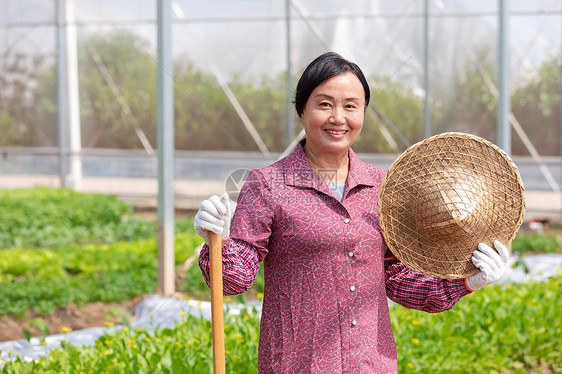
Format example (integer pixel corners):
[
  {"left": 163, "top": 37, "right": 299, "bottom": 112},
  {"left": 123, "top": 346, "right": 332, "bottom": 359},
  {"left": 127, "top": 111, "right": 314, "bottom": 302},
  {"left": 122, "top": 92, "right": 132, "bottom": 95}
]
[{"left": 300, "top": 72, "right": 365, "bottom": 157}]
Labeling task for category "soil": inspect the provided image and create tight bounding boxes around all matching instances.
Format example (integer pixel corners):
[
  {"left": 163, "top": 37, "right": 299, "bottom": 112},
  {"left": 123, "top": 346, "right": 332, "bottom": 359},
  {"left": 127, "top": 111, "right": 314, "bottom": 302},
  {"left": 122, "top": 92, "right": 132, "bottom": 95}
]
[{"left": 0, "top": 296, "right": 145, "bottom": 342}]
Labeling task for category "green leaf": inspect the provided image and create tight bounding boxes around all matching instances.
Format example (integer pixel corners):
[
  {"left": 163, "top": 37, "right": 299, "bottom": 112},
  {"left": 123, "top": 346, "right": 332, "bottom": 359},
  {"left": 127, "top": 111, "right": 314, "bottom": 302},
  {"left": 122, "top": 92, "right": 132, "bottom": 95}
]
[
  {"left": 149, "top": 352, "right": 161, "bottom": 367},
  {"left": 22, "top": 329, "right": 31, "bottom": 342}
]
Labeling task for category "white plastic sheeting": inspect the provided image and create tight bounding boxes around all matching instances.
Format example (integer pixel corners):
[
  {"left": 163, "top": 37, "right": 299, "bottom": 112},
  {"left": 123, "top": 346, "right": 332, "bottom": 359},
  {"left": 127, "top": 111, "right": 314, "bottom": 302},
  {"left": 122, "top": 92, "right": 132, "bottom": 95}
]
[{"left": 0, "top": 297, "right": 262, "bottom": 363}]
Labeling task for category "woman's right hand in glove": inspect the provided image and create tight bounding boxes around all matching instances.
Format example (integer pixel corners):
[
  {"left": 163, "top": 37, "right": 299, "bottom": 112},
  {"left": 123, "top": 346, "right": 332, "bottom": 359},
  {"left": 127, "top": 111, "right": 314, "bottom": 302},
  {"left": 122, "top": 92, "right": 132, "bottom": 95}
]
[{"left": 193, "top": 192, "right": 232, "bottom": 244}]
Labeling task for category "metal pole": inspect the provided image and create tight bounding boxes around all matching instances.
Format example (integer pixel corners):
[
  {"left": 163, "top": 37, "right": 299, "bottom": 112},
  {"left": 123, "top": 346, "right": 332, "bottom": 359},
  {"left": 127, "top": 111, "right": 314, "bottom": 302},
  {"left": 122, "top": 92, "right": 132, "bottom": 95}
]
[
  {"left": 157, "top": 0, "right": 175, "bottom": 296},
  {"left": 286, "top": 0, "right": 294, "bottom": 147},
  {"left": 65, "top": 0, "right": 82, "bottom": 190},
  {"left": 56, "top": 0, "right": 67, "bottom": 188},
  {"left": 497, "top": 0, "right": 511, "bottom": 154},
  {"left": 423, "top": 0, "right": 431, "bottom": 138}
]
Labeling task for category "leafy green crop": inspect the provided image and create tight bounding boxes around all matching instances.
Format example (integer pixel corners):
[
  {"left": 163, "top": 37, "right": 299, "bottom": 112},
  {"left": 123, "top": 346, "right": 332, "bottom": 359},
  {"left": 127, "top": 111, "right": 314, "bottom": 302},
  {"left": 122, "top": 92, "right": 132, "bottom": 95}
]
[
  {"left": 512, "top": 234, "right": 562, "bottom": 254},
  {"left": 0, "top": 187, "right": 195, "bottom": 248},
  {"left": 1, "top": 307, "right": 260, "bottom": 373},
  {"left": 2, "top": 278, "right": 560, "bottom": 373},
  {"left": 392, "top": 277, "right": 562, "bottom": 373},
  {"left": 1, "top": 187, "right": 559, "bottom": 372},
  {"left": 0, "top": 234, "right": 199, "bottom": 319}
]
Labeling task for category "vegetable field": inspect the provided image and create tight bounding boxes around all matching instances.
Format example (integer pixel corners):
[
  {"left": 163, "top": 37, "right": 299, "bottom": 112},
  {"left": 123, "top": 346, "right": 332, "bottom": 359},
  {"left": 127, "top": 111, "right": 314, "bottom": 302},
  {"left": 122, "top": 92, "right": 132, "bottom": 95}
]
[{"left": 0, "top": 188, "right": 560, "bottom": 373}]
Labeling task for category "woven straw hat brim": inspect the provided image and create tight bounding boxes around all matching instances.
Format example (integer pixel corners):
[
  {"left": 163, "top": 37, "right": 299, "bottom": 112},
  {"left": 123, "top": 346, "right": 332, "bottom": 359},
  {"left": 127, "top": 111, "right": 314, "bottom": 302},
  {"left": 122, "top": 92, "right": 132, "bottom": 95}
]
[{"left": 377, "top": 132, "right": 526, "bottom": 279}]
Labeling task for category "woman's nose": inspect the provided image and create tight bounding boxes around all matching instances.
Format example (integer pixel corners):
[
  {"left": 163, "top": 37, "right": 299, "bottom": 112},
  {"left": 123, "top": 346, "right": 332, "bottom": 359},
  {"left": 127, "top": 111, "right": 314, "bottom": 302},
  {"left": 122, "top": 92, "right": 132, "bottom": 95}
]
[{"left": 329, "top": 107, "right": 346, "bottom": 125}]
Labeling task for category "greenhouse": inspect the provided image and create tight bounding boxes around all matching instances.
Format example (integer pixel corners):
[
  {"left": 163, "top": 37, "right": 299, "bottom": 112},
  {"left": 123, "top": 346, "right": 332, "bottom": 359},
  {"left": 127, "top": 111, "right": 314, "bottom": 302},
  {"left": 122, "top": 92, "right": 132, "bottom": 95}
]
[{"left": 0, "top": 1, "right": 561, "bottom": 372}]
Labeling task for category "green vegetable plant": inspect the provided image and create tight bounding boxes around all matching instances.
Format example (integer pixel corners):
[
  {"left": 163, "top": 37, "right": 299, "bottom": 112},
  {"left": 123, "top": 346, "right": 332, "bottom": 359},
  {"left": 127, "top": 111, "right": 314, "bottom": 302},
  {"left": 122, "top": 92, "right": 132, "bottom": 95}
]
[
  {"left": 2, "top": 307, "right": 261, "bottom": 373},
  {"left": 0, "top": 234, "right": 199, "bottom": 319},
  {"left": 0, "top": 187, "right": 195, "bottom": 249},
  {"left": 21, "top": 319, "right": 50, "bottom": 344},
  {"left": 2, "top": 277, "right": 560, "bottom": 373},
  {"left": 392, "top": 277, "right": 562, "bottom": 373},
  {"left": 1, "top": 187, "right": 560, "bottom": 373},
  {"left": 512, "top": 234, "right": 562, "bottom": 254}
]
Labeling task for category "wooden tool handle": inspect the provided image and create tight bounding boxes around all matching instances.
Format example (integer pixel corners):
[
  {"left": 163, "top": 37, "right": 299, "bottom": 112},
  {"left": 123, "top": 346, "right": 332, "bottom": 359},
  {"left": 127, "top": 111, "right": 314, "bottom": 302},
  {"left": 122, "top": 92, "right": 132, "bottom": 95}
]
[{"left": 208, "top": 231, "right": 226, "bottom": 374}]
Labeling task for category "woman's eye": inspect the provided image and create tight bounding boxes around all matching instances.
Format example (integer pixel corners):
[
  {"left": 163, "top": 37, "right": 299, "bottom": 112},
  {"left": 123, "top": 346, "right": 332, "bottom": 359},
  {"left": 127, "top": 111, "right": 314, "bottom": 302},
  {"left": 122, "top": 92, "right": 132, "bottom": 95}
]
[{"left": 319, "top": 102, "right": 331, "bottom": 107}]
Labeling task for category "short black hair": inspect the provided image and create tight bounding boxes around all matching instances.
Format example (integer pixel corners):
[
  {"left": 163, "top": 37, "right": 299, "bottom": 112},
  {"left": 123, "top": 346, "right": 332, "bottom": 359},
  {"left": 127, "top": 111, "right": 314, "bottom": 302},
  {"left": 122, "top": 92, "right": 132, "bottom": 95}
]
[{"left": 294, "top": 52, "right": 370, "bottom": 117}]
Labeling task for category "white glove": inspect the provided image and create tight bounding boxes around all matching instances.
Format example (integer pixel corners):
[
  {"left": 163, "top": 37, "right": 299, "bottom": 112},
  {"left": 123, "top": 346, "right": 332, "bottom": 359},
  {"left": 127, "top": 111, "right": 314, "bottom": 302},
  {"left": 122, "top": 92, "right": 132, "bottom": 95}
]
[
  {"left": 465, "top": 240, "right": 509, "bottom": 291},
  {"left": 194, "top": 192, "right": 232, "bottom": 244}
]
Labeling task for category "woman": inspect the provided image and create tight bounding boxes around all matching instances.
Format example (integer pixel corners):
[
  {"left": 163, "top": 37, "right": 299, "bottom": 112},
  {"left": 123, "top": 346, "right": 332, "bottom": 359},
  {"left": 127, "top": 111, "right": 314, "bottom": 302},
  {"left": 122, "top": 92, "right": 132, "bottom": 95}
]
[{"left": 194, "top": 52, "right": 508, "bottom": 373}]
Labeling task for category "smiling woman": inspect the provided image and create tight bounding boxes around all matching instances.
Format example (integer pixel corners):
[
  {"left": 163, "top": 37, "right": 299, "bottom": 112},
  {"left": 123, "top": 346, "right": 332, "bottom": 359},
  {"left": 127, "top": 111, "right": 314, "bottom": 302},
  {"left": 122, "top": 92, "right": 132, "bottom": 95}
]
[
  {"left": 294, "top": 52, "right": 370, "bottom": 185},
  {"left": 194, "top": 52, "right": 510, "bottom": 374},
  {"left": 299, "top": 72, "right": 365, "bottom": 184}
]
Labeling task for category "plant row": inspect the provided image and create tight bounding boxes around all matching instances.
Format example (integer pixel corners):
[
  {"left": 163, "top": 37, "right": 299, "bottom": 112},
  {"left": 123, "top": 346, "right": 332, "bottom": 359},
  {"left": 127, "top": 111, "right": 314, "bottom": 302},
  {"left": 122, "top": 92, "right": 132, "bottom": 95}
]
[
  {"left": 1, "top": 187, "right": 559, "bottom": 255},
  {"left": 512, "top": 233, "right": 562, "bottom": 254},
  {"left": 0, "top": 234, "right": 201, "bottom": 319},
  {"left": 0, "top": 187, "right": 195, "bottom": 249}
]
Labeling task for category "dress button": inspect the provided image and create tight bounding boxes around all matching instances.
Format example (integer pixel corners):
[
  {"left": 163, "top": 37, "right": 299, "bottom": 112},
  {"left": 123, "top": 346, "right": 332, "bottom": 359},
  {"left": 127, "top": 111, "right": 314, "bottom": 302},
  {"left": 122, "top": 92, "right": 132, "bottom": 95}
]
[
  {"left": 350, "top": 286, "right": 356, "bottom": 292},
  {"left": 351, "top": 319, "right": 357, "bottom": 326},
  {"left": 344, "top": 218, "right": 350, "bottom": 223},
  {"left": 348, "top": 252, "right": 354, "bottom": 257}
]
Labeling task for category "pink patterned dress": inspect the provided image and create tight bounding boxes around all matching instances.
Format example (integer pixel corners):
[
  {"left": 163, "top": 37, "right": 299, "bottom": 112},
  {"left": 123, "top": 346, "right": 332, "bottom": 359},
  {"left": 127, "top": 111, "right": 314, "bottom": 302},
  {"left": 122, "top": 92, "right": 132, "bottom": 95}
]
[{"left": 199, "top": 140, "right": 471, "bottom": 373}]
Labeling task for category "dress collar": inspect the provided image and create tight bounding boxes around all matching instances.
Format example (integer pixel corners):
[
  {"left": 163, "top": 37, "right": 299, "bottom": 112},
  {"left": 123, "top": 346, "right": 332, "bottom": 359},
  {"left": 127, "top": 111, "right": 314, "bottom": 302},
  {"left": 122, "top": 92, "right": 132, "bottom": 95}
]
[{"left": 282, "top": 139, "right": 376, "bottom": 194}]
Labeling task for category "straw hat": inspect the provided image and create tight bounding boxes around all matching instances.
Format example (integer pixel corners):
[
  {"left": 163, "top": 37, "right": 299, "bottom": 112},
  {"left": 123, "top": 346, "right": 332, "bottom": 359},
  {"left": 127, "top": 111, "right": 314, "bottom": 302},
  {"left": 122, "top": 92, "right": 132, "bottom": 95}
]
[{"left": 377, "top": 132, "right": 526, "bottom": 279}]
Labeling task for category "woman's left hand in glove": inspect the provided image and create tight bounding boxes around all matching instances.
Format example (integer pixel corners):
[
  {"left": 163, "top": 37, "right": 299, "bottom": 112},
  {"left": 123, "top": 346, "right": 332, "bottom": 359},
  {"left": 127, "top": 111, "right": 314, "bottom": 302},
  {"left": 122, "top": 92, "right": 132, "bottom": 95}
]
[{"left": 465, "top": 240, "right": 509, "bottom": 291}]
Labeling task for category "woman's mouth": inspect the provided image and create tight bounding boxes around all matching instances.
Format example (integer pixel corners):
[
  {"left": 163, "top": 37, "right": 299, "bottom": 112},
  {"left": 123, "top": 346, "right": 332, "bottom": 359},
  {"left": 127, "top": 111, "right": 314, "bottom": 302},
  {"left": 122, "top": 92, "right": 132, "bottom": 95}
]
[{"left": 325, "top": 129, "right": 348, "bottom": 135}]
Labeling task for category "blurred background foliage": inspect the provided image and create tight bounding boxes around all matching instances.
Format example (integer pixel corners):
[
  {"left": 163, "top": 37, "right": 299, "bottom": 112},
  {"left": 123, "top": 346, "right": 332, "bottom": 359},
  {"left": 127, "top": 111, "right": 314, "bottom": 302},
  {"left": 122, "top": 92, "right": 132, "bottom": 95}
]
[{"left": 0, "top": 30, "right": 560, "bottom": 154}]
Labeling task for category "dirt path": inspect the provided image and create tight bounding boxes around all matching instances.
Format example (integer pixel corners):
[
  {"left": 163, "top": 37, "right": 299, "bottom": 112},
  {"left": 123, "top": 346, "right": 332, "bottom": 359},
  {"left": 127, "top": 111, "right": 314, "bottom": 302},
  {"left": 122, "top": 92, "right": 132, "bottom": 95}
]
[{"left": 0, "top": 297, "right": 144, "bottom": 342}]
